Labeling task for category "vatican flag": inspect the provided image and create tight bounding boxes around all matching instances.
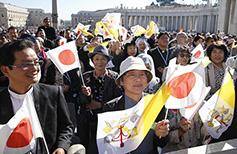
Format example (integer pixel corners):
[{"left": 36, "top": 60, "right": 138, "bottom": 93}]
[
  {"left": 199, "top": 70, "right": 235, "bottom": 139},
  {"left": 97, "top": 83, "right": 171, "bottom": 154}
]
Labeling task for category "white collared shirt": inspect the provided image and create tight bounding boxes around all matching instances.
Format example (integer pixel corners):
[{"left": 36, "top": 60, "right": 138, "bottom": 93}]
[{"left": 8, "top": 87, "right": 34, "bottom": 114}]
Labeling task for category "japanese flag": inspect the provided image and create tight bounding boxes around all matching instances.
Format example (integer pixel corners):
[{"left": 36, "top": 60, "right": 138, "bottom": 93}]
[
  {"left": 46, "top": 41, "right": 80, "bottom": 74},
  {"left": 118, "top": 26, "right": 128, "bottom": 42},
  {"left": 123, "top": 33, "right": 133, "bottom": 45},
  {"left": 191, "top": 44, "right": 205, "bottom": 63},
  {"left": 165, "top": 61, "right": 209, "bottom": 109},
  {"left": 0, "top": 95, "right": 48, "bottom": 154}
]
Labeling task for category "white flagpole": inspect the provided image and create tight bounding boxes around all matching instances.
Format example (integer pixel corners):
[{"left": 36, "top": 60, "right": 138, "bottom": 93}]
[{"left": 75, "top": 41, "right": 85, "bottom": 86}]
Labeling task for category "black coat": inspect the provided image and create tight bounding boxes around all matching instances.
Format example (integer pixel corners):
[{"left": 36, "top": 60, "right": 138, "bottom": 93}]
[
  {"left": 148, "top": 47, "right": 170, "bottom": 80},
  {"left": 0, "top": 83, "right": 73, "bottom": 153}
]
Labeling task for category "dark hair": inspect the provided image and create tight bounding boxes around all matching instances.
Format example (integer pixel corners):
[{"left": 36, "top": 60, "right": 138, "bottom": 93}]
[
  {"left": 8, "top": 26, "right": 18, "bottom": 33},
  {"left": 157, "top": 32, "right": 169, "bottom": 39},
  {"left": 206, "top": 41, "right": 229, "bottom": 62},
  {"left": 168, "top": 38, "right": 177, "bottom": 48},
  {"left": 35, "top": 28, "right": 45, "bottom": 36},
  {"left": 43, "top": 17, "right": 49, "bottom": 22},
  {"left": 193, "top": 35, "right": 204, "bottom": 47},
  {"left": 176, "top": 46, "right": 191, "bottom": 64},
  {"left": 123, "top": 41, "right": 138, "bottom": 57},
  {"left": 0, "top": 39, "right": 34, "bottom": 67},
  {"left": 170, "top": 45, "right": 191, "bottom": 60},
  {"left": 0, "top": 32, "right": 7, "bottom": 38}
]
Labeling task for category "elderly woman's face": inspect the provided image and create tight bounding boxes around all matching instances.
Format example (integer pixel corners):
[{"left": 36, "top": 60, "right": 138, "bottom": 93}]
[
  {"left": 210, "top": 47, "right": 225, "bottom": 65},
  {"left": 138, "top": 42, "right": 146, "bottom": 52},
  {"left": 92, "top": 54, "right": 108, "bottom": 71},
  {"left": 176, "top": 52, "right": 190, "bottom": 65}
]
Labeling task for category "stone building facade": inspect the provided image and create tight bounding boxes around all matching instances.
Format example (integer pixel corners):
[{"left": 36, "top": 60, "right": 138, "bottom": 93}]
[{"left": 71, "top": 0, "right": 237, "bottom": 34}]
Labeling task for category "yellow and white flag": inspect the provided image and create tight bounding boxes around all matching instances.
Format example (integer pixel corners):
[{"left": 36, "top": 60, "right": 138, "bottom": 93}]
[
  {"left": 199, "top": 70, "right": 235, "bottom": 139},
  {"left": 97, "top": 84, "right": 171, "bottom": 154},
  {"left": 130, "top": 25, "right": 148, "bottom": 37},
  {"left": 203, "top": 56, "right": 211, "bottom": 66},
  {"left": 101, "top": 13, "right": 121, "bottom": 40},
  {"left": 73, "top": 22, "right": 93, "bottom": 37},
  {"left": 88, "top": 41, "right": 110, "bottom": 53},
  {"left": 145, "top": 21, "right": 159, "bottom": 38}
]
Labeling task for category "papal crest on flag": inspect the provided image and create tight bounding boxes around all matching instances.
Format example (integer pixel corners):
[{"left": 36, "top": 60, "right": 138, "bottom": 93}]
[
  {"left": 199, "top": 70, "right": 235, "bottom": 139},
  {"left": 46, "top": 41, "right": 80, "bottom": 74},
  {"left": 191, "top": 44, "right": 205, "bottom": 63},
  {"left": 164, "top": 61, "right": 209, "bottom": 109},
  {"left": 97, "top": 84, "right": 171, "bottom": 154},
  {"left": 0, "top": 95, "right": 48, "bottom": 154}
]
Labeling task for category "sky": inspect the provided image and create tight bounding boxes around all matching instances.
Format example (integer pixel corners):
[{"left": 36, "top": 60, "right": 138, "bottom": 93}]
[{"left": 1, "top": 0, "right": 216, "bottom": 20}]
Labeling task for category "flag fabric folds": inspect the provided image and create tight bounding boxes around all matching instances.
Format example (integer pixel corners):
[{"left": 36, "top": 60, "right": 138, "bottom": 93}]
[
  {"left": 73, "top": 22, "right": 93, "bottom": 37},
  {"left": 199, "top": 70, "right": 235, "bottom": 139},
  {"left": 130, "top": 25, "right": 148, "bottom": 37},
  {"left": 118, "top": 26, "right": 128, "bottom": 42},
  {"left": 97, "top": 84, "right": 171, "bottom": 154},
  {"left": 46, "top": 41, "right": 80, "bottom": 74},
  {"left": 101, "top": 13, "right": 121, "bottom": 40},
  {"left": 179, "top": 27, "right": 183, "bottom": 33},
  {"left": 164, "top": 61, "right": 209, "bottom": 109},
  {"left": 0, "top": 95, "right": 48, "bottom": 154},
  {"left": 191, "top": 44, "right": 205, "bottom": 63},
  {"left": 145, "top": 21, "right": 159, "bottom": 38}
]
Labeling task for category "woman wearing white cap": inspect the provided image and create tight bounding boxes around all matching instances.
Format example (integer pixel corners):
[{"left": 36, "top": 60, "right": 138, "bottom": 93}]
[{"left": 103, "top": 56, "right": 169, "bottom": 154}]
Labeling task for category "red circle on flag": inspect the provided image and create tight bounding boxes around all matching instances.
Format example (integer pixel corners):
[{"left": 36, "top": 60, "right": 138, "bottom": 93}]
[
  {"left": 167, "top": 72, "right": 196, "bottom": 99},
  {"left": 121, "top": 28, "right": 125, "bottom": 34},
  {"left": 105, "top": 31, "right": 109, "bottom": 36},
  {"left": 193, "top": 50, "right": 201, "bottom": 58},
  {"left": 185, "top": 102, "right": 197, "bottom": 109},
  {"left": 58, "top": 49, "right": 76, "bottom": 65},
  {"left": 7, "top": 118, "right": 33, "bottom": 148}
]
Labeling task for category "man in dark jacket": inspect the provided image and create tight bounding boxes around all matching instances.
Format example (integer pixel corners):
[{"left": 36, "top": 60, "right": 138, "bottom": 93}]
[
  {"left": 38, "top": 17, "right": 57, "bottom": 41},
  {"left": 103, "top": 56, "right": 170, "bottom": 154},
  {"left": 0, "top": 39, "right": 73, "bottom": 153}
]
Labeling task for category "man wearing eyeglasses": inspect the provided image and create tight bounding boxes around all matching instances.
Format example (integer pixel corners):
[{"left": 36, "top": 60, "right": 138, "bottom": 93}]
[
  {"left": 148, "top": 32, "right": 170, "bottom": 81},
  {"left": 38, "top": 17, "right": 57, "bottom": 41},
  {"left": 0, "top": 39, "right": 73, "bottom": 154}
]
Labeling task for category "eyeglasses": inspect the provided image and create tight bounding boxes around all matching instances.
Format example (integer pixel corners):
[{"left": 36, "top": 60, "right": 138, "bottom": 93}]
[
  {"left": 160, "top": 37, "right": 169, "bottom": 40},
  {"left": 9, "top": 60, "right": 44, "bottom": 70},
  {"left": 125, "top": 72, "right": 147, "bottom": 80},
  {"left": 178, "top": 35, "right": 187, "bottom": 38},
  {"left": 93, "top": 57, "right": 108, "bottom": 62},
  {"left": 179, "top": 53, "right": 191, "bottom": 58}
]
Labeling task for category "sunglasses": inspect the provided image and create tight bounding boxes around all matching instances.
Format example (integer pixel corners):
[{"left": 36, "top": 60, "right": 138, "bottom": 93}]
[{"left": 179, "top": 53, "right": 191, "bottom": 58}]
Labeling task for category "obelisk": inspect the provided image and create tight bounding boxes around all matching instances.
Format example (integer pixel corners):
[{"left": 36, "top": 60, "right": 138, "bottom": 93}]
[{"left": 52, "top": 0, "right": 58, "bottom": 28}]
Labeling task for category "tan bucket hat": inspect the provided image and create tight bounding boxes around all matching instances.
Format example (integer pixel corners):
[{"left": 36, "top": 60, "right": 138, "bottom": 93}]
[{"left": 115, "top": 56, "right": 153, "bottom": 85}]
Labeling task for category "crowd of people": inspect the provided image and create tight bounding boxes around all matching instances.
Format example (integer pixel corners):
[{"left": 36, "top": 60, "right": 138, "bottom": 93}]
[{"left": 0, "top": 16, "right": 237, "bottom": 154}]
